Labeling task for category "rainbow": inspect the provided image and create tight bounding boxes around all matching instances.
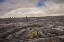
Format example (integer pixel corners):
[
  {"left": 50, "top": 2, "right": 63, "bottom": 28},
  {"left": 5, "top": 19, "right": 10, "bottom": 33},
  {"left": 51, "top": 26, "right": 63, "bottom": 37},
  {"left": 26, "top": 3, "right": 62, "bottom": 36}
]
[
  {"left": 2, "top": 7, "right": 63, "bottom": 18},
  {"left": 3, "top": 8, "right": 42, "bottom": 18}
]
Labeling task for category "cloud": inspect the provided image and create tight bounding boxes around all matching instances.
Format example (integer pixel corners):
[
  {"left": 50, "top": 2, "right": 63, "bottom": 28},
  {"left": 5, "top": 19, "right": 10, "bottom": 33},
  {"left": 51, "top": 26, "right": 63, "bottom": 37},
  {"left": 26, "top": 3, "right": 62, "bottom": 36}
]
[
  {"left": 0, "top": 0, "right": 40, "bottom": 17},
  {"left": 0, "top": 0, "right": 6, "bottom": 3},
  {"left": 0, "top": 0, "right": 64, "bottom": 18},
  {"left": 50, "top": 0, "right": 64, "bottom": 4},
  {"left": 40, "top": 0, "right": 64, "bottom": 15},
  {"left": 37, "top": 0, "right": 47, "bottom": 7}
]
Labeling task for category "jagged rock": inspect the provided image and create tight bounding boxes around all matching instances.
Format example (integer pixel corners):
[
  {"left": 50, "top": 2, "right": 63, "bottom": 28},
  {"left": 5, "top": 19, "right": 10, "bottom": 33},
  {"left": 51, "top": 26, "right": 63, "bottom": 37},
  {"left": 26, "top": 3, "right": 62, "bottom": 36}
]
[
  {"left": 6, "top": 29, "right": 26, "bottom": 39},
  {"left": 50, "top": 28, "right": 64, "bottom": 35},
  {"left": 15, "top": 29, "right": 26, "bottom": 36},
  {"left": 51, "top": 34, "right": 57, "bottom": 37},
  {"left": 6, "top": 34, "right": 13, "bottom": 39},
  {"left": 47, "top": 33, "right": 51, "bottom": 37},
  {"left": 38, "top": 31, "right": 47, "bottom": 38},
  {"left": 19, "top": 40, "right": 24, "bottom": 42},
  {"left": 57, "top": 35, "right": 64, "bottom": 42},
  {"left": 47, "top": 33, "right": 56, "bottom": 37},
  {"left": 0, "top": 16, "right": 64, "bottom": 42},
  {"left": 0, "top": 28, "right": 21, "bottom": 38},
  {"left": 25, "top": 37, "right": 61, "bottom": 42}
]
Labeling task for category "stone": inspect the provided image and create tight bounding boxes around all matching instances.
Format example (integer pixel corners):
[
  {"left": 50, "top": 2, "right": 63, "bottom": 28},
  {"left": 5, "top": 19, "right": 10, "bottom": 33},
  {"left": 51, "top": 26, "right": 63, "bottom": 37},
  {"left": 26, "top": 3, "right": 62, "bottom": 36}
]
[{"left": 50, "top": 28, "right": 64, "bottom": 35}]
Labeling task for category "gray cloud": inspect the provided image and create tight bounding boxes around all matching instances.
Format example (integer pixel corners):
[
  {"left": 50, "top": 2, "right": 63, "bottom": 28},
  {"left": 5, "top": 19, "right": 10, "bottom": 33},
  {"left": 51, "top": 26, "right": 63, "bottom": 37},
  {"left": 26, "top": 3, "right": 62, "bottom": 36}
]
[
  {"left": 0, "top": 0, "right": 64, "bottom": 18},
  {"left": 42, "top": 1, "right": 64, "bottom": 15},
  {"left": 0, "top": 0, "right": 40, "bottom": 17},
  {"left": 50, "top": 0, "right": 64, "bottom": 4}
]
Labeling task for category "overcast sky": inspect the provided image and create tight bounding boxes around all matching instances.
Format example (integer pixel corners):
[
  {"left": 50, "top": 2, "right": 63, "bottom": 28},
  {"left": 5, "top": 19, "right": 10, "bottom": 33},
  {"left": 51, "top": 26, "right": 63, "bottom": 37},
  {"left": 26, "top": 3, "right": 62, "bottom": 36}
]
[{"left": 0, "top": 0, "right": 64, "bottom": 18}]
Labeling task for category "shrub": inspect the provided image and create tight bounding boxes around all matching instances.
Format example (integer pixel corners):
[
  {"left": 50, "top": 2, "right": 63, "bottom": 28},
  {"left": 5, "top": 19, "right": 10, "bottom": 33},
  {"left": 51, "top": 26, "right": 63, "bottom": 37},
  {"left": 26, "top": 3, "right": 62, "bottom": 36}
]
[{"left": 29, "top": 31, "right": 39, "bottom": 39}]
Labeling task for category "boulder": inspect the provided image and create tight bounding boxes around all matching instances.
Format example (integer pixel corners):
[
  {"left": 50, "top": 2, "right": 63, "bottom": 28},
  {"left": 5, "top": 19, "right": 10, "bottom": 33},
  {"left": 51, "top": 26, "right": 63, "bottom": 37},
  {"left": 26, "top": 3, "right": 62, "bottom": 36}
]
[
  {"left": 50, "top": 28, "right": 64, "bottom": 35},
  {"left": 39, "top": 31, "right": 47, "bottom": 38}
]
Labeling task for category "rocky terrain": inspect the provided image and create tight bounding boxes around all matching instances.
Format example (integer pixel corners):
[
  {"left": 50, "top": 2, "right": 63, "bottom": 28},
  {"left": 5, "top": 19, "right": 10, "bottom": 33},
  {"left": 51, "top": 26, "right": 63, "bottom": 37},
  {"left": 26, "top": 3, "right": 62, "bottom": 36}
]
[{"left": 0, "top": 16, "right": 64, "bottom": 42}]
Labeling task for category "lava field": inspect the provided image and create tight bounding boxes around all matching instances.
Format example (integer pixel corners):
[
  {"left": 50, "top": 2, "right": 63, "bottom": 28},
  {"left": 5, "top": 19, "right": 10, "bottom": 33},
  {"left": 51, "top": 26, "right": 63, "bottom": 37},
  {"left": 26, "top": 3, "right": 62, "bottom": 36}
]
[{"left": 0, "top": 16, "right": 64, "bottom": 42}]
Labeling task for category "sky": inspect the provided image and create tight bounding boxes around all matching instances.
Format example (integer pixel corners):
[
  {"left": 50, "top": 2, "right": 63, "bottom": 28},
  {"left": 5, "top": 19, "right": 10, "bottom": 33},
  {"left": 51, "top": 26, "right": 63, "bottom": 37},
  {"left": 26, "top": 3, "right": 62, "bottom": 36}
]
[{"left": 0, "top": 0, "right": 64, "bottom": 18}]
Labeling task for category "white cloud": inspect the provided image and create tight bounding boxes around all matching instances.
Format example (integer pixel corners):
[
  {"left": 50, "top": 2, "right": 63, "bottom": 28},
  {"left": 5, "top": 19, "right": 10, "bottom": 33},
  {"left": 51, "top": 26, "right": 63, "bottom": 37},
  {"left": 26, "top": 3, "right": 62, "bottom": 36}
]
[
  {"left": 49, "top": 0, "right": 64, "bottom": 4},
  {"left": 40, "top": 1, "right": 64, "bottom": 15},
  {"left": 0, "top": 0, "right": 39, "bottom": 17},
  {"left": 0, "top": 0, "right": 64, "bottom": 18}
]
